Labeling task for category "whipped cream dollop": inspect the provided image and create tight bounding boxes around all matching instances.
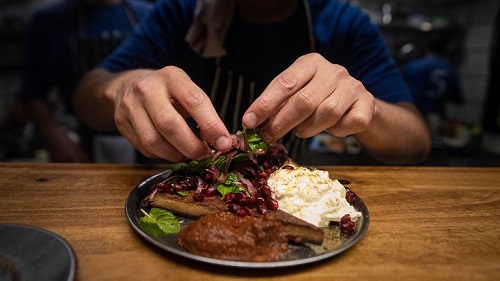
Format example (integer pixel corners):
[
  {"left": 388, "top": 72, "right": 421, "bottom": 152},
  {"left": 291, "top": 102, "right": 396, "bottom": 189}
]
[{"left": 267, "top": 162, "right": 362, "bottom": 228}]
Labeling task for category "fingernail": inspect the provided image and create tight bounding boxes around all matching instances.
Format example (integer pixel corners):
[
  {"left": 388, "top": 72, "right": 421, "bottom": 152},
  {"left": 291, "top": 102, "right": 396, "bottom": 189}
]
[
  {"left": 242, "top": 112, "right": 258, "bottom": 128},
  {"left": 216, "top": 136, "right": 232, "bottom": 151}
]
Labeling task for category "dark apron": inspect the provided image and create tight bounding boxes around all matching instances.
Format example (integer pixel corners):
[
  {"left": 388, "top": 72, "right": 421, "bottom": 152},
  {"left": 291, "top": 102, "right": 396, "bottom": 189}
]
[{"left": 205, "top": 0, "right": 316, "bottom": 163}]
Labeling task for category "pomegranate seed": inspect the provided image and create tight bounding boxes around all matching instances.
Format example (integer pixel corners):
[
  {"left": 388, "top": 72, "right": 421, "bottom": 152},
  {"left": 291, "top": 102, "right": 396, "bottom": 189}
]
[
  {"left": 345, "top": 191, "right": 356, "bottom": 204},
  {"left": 261, "top": 185, "right": 271, "bottom": 196},
  {"left": 236, "top": 207, "right": 250, "bottom": 217},
  {"left": 186, "top": 177, "right": 197, "bottom": 188},
  {"left": 281, "top": 165, "right": 294, "bottom": 170},
  {"left": 257, "top": 203, "right": 268, "bottom": 214},
  {"left": 257, "top": 171, "right": 268, "bottom": 178},
  {"left": 193, "top": 193, "right": 205, "bottom": 202},
  {"left": 224, "top": 193, "right": 236, "bottom": 204},
  {"left": 238, "top": 198, "right": 249, "bottom": 206},
  {"left": 248, "top": 196, "right": 257, "bottom": 208},
  {"left": 340, "top": 221, "right": 355, "bottom": 233},
  {"left": 265, "top": 197, "right": 279, "bottom": 210},
  {"left": 234, "top": 192, "right": 246, "bottom": 201},
  {"left": 203, "top": 172, "right": 214, "bottom": 182},
  {"left": 340, "top": 214, "right": 356, "bottom": 234},
  {"left": 340, "top": 214, "right": 351, "bottom": 224},
  {"left": 204, "top": 185, "right": 216, "bottom": 196}
]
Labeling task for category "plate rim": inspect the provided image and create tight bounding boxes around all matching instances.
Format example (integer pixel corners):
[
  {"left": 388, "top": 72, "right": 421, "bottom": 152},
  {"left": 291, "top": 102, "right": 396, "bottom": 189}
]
[
  {"left": 125, "top": 169, "right": 370, "bottom": 268},
  {"left": 0, "top": 223, "right": 77, "bottom": 281}
]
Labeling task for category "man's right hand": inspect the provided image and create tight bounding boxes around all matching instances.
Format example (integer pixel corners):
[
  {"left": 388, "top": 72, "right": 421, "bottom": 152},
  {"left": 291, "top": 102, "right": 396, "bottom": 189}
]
[{"left": 75, "top": 66, "right": 232, "bottom": 162}]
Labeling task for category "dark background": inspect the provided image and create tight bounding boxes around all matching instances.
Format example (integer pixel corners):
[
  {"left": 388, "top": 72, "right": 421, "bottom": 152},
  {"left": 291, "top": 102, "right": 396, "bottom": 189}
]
[{"left": 1, "top": 0, "right": 499, "bottom": 166}]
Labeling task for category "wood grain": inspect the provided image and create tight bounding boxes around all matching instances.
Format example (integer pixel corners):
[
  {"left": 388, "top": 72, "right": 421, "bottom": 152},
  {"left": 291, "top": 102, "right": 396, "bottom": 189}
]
[{"left": 1, "top": 163, "right": 499, "bottom": 280}]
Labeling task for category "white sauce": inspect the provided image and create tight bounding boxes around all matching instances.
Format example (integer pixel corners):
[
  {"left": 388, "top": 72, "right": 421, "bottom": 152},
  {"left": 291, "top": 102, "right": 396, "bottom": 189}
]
[{"left": 267, "top": 163, "right": 362, "bottom": 228}]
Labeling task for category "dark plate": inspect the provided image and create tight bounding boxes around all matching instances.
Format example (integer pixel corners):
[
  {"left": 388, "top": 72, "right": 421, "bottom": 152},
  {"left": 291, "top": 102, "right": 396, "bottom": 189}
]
[
  {"left": 125, "top": 170, "right": 369, "bottom": 268},
  {"left": 0, "top": 224, "right": 76, "bottom": 281}
]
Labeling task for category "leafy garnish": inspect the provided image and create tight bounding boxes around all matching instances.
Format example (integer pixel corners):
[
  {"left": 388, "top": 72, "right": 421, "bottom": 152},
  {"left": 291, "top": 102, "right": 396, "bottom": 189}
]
[
  {"left": 216, "top": 172, "right": 235, "bottom": 195},
  {"left": 216, "top": 172, "right": 244, "bottom": 196},
  {"left": 211, "top": 154, "right": 227, "bottom": 172},
  {"left": 176, "top": 190, "right": 189, "bottom": 197},
  {"left": 243, "top": 127, "right": 268, "bottom": 154},
  {"left": 139, "top": 208, "right": 181, "bottom": 237},
  {"left": 172, "top": 158, "right": 210, "bottom": 173},
  {"left": 148, "top": 126, "right": 287, "bottom": 213}
]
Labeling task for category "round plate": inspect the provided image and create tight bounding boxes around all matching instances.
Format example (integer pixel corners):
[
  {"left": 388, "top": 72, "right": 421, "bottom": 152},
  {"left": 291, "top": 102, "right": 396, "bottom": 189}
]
[
  {"left": 125, "top": 170, "right": 369, "bottom": 268},
  {"left": 0, "top": 224, "right": 76, "bottom": 281}
]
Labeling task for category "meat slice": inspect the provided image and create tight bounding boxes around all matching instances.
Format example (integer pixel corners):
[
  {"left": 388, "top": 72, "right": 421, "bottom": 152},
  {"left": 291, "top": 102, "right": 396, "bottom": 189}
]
[
  {"left": 148, "top": 191, "right": 228, "bottom": 218},
  {"left": 148, "top": 192, "right": 324, "bottom": 245}
]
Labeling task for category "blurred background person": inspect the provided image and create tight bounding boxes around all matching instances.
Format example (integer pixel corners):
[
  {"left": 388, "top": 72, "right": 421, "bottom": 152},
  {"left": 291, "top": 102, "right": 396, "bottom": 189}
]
[
  {"left": 401, "top": 36, "right": 464, "bottom": 145},
  {"left": 19, "top": 0, "right": 152, "bottom": 162}
]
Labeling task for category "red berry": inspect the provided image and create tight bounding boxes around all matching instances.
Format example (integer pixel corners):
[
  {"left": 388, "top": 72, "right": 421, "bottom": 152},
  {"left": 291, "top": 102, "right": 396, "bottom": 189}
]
[
  {"left": 340, "top": 214, "right": 351, "bottom": 224},
  {"left": 339, "top": 214, "right": 356, "bottom": 234},
  {"left": 224, "top": 193, "right": 236, "bottom": 204},
  {"left": 265, "top": 197, "right": 279, "bottom": 211},
  {"left": 193, "top": 193, "right": 205, "bottom": 202},
  {"left": 258, "top": 171, "right": 268, "bottom": 178},
  {"left": 345, "top": 191, "right": 356, "bottom": 204},
  {"left": 236, "top": 207, "right": 250, "bottom": 217},
  {"left": 257, "top": 203, "right": 268, "bottom": 214}
]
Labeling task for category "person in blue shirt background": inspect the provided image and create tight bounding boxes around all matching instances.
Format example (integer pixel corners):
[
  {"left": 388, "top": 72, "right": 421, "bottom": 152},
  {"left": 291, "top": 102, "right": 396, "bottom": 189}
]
[
  {"left": 73, "top": 0, "right": 431, "bottom": 165},
  {"left": 402, "top": 36, "right": 464, "bottom": 144},
  {"left": 20, "top": 0, "right": 152, "bottom": 162}
]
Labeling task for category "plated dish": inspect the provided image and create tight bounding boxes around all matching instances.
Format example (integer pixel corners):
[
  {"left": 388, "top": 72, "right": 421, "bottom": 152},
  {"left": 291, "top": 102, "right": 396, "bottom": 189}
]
[
  {"left": 125, "top": 170, "right": 370, "bottom": 268},
  {"left": 0, "top": 224, "right": 76, "bottom": 281}
]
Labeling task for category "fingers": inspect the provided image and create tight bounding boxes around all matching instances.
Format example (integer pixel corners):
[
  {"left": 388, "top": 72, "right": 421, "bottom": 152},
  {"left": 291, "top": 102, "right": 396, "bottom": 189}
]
[
  {"left": 157, "top": 67, "right": 232, "bottom": 152},
  {"left": 243, "top": 53, "right": 375, "bottom": 142},
  {"left": 296, "top": 78, "right": 375, "bottom": 138},
  {"left": 242, "top": 54, "right": 316, "bottom": 129},
  {"left": 114, "top": 66, "right": 231, "bottom": 162},
  {"left": 267, "top": 61, "right": 354, "bottom": 141},
  {"left": 114, "top": 83, "right": 191, "bottom": 162}
]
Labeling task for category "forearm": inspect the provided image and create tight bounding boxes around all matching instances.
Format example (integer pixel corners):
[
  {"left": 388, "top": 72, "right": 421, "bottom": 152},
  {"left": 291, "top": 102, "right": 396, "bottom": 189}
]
[
  {"left": 355, "top": 100, "right": 431, "bottom": 165},
  {"left": 73, "top": 67, "right": 153, "bottom": 132}
]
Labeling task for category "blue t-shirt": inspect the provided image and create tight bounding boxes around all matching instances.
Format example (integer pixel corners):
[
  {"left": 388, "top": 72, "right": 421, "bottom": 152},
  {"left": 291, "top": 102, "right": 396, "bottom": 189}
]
[
  {"left": 402, "top": 55, "right": 463, "bottom": 116},
  {"left": 100, "top": 0, "right": 411, "bottom": 135},
  {"left": 21, "top": 0, "right": 153, "bottom": 112}
]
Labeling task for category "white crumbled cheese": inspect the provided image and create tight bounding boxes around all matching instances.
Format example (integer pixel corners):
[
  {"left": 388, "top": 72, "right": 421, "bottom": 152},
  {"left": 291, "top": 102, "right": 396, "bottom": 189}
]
[{"left": 267, "top": 163, "right": 362, "bottom": 228}]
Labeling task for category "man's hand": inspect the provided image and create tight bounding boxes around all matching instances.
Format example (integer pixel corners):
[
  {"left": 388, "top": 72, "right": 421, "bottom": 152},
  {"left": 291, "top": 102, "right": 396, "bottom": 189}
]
[
  {"left": 106, "top": 66, "right": 232, "bottom": 162},
  {"left": 243, "top": 53, "right": 430, "bottom": 164},
  {"left": 243, "top": 53, "right": 375, "bottom": 142}
]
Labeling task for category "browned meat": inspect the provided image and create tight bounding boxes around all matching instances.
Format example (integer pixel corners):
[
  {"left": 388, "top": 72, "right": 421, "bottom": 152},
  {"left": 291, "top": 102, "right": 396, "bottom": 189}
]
[
  {"left": 149, "top": 192, "right": 324, "bottom": 245},
  {"left": 177, "top": 211, "right": 289, "bottom": 262}
]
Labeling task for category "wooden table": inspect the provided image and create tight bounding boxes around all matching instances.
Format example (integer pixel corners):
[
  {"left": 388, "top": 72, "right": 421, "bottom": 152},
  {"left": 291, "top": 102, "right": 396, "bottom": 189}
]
[{"left": 0, "top": 162, "right": 499, "bottom": 280}]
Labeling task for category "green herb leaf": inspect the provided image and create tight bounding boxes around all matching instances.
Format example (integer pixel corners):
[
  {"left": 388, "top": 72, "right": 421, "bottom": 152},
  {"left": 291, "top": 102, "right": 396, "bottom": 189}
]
[
  {"left": 176, "top": 190, "right": 189, "bottom": 197},
  {"left": 243, "top": 127, "right": 268, "bottom": 154},
  {"left": 172, "top": 157, "right": 213, "bottom": 173},
  {"left": 225, "top": 171, "right": 238, "bottom": 184},
  {"left": 139, "top": 208, "right": 181, "bottom": 237},
  {"left": 212, "top": 155, "right": 227, "bottom": 172},
  {"left": 216, "top": 172, "right": 248, "bottom": 196},
  {"left": 217, "top": 183, "right": 238, "bottom": 196}
]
